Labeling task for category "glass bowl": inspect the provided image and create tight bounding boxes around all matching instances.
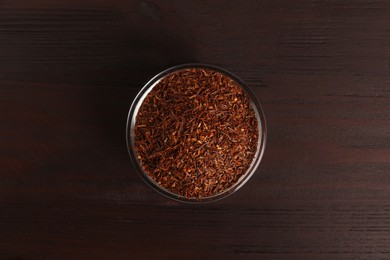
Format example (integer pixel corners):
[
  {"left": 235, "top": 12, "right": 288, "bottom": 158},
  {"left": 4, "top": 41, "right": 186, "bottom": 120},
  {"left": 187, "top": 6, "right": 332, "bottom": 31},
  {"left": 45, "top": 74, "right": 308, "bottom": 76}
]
[{"left": 126, "top": 64, "right": 266, "bottom": 203}]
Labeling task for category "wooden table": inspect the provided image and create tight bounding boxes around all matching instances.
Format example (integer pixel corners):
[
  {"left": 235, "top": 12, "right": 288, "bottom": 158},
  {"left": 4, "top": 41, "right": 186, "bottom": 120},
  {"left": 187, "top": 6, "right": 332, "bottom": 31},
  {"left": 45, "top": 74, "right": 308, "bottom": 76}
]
[{"left": 1, "top": 0, "right": 390, "bottom": 259}]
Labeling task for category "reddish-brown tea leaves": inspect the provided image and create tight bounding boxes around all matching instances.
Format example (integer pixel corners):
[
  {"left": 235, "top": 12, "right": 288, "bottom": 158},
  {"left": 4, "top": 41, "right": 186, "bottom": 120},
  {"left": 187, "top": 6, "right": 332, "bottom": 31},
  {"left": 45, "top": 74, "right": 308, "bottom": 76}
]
[{"left": 134, "top": 68, "right": 259, "bottom": 198}]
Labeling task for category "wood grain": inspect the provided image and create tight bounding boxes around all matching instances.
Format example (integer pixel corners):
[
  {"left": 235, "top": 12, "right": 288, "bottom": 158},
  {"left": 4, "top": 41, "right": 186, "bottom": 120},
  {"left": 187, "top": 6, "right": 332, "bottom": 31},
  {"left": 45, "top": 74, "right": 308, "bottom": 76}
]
[{"left": 1, "top": 0, "right": 390, "bottom": 259}]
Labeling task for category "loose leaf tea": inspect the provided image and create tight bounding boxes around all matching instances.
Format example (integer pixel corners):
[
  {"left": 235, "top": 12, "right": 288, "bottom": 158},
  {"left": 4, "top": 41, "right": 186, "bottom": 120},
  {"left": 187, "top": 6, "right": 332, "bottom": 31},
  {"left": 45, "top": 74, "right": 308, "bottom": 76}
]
[{"left": 134, "top": 68, "right": 259, "bottom": 198}]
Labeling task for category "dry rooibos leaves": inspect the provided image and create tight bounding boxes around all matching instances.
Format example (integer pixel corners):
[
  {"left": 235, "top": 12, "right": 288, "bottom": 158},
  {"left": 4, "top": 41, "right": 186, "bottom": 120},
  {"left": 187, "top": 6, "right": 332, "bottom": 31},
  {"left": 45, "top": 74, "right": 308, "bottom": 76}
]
[{"left": 134, "top": 68, "right": 259, "bottom": 198}]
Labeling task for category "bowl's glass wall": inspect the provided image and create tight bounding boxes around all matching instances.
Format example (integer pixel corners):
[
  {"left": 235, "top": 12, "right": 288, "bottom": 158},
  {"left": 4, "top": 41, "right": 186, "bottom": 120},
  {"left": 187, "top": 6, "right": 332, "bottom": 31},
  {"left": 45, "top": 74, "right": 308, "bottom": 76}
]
[{"left": 126, "top": 64, "right": 267, "bottom": 203}]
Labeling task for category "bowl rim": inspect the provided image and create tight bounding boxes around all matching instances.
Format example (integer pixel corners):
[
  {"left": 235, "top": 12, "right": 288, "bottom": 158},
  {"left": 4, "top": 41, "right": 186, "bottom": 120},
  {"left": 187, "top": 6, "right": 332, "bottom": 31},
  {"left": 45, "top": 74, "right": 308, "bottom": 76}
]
[{"left": 126, "top": 63, "right": 267, "bottom": 203}]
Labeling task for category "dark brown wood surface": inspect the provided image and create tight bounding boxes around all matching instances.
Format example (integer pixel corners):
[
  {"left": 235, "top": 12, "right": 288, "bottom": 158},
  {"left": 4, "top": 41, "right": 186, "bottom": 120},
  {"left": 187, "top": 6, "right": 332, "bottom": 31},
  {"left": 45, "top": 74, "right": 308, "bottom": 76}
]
[{"left": 1, "top": 0, "right": 390, "bottom": 259}]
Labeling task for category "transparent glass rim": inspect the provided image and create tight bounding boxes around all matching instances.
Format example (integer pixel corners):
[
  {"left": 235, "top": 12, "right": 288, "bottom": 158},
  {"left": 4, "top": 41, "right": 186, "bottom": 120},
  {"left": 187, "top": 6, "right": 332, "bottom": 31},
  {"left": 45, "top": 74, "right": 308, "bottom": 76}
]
[{"left": 126, "top": 63, "right": 267, "bottom": 203}]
